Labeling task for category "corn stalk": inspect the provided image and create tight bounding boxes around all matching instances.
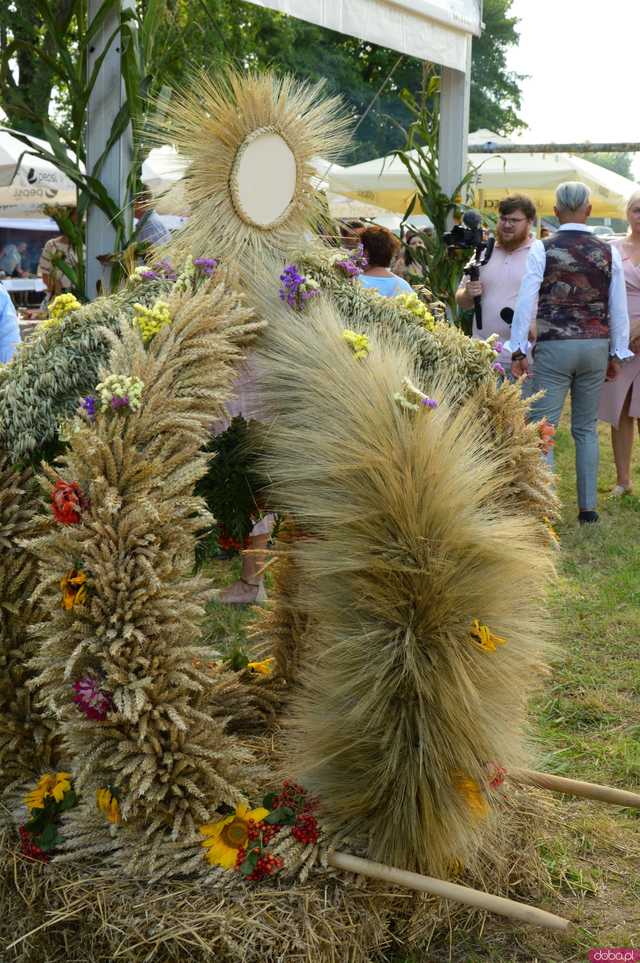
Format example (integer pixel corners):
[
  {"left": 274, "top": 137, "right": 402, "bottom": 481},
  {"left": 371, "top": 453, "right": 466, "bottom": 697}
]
[{"left": 3, "top": 0, "right": 183, "bottom": 297}]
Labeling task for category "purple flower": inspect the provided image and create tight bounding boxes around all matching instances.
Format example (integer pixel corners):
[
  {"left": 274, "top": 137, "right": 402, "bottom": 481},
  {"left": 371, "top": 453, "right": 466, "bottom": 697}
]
[
  {"left": 194, "top": 257, "right": 218, "bottom": 277},
  {"left": 493, "top": 341, "right": 504, "bottom": 354},
  {"left": 141, "top": 269, "right": 159, "bottom": 280},
  {"left": 73, "top": 675, "right": 113, "bottom": 721},
  {"left": 493, "top": 362, "right": 506, "bottom": 376},
  {"left": 336, "top": 258, "right": 360, "bottom": 277},
  {"left": 421, "top": 397, "right": 438, "bottom": 409},
  {"left": 278, "top": 264, "right": 318, "bottom": 309},
  {"left": 81, "top": 396, "right": 97, "bottom": 420},
  {"left": 110, "top": 395, "right": 130, "bottom": 410}
]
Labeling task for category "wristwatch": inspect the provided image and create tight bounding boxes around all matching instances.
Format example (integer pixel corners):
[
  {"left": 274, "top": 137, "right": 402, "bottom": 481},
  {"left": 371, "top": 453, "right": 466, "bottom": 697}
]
[{"left": 511, "top": 350, "right": 526, "bottom": 361}]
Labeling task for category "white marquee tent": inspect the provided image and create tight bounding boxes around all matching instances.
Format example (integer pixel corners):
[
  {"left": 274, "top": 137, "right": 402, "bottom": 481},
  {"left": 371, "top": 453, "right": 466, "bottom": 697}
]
[
  {"left": 326, "top": 130, "right": 638, "bottom": 219},
  {"left": 0, "top": 128, "right": 76, "bottom": 218}
]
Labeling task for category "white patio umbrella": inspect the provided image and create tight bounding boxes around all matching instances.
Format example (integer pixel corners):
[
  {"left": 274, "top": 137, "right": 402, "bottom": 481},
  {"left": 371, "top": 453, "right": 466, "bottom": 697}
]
[
  {"left": 328, "top": 135, "right": 639, "bottom": 218},
  {"left": 0, "top": 128, "right": 77, "bottom": 216}
]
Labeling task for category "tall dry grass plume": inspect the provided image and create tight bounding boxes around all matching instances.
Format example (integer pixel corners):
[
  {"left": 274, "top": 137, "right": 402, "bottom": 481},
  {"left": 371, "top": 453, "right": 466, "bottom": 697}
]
[
  {"left": 24, "top": 272, "right": 265, "bottom": 876},
  {"left": 251, "top": 277, "right": 556, "bottom": 876}
]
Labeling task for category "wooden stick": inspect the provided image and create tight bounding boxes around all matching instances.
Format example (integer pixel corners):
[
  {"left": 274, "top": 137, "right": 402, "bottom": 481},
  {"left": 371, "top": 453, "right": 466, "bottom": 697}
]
[
  {"left": 509, "top": 768, "right": 640, "bottom": 809},
  {"left": 326, "top": 851, "right": 570, "bottom": 932}
]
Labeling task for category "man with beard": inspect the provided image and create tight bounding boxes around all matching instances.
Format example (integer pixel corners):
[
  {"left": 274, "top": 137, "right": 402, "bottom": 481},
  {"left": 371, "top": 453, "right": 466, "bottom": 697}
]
[{"left": 455, "top": 194, "right": 537, "bottom": 376}]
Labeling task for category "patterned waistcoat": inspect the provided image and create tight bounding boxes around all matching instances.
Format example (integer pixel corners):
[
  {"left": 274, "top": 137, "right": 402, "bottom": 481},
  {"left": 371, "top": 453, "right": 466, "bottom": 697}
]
[{"left": 537, "top": 231, "right": 612, "bottom": 341}]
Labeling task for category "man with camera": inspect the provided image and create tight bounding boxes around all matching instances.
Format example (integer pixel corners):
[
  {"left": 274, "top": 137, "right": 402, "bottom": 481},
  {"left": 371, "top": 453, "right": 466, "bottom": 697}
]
[{"left": 455, "top": 194, "right": 537, "bottom": 375}]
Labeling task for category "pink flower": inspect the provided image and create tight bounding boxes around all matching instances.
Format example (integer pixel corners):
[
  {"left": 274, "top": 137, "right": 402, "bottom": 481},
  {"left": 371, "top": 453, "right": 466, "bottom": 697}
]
[{"left": 72, "top": 675, "right": 113, "bottom": 721}]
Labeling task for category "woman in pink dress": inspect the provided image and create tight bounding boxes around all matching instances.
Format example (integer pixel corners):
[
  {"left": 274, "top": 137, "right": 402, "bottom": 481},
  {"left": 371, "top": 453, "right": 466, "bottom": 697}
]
[{"left": 598, "top": 191, "right": 640, "bottom": 494}]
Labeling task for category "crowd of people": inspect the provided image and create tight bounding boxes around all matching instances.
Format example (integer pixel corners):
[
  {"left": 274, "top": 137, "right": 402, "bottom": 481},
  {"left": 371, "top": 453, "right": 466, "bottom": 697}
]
[
  {"left": 1, "top": 179, "right": 638, "bottom": 538},
  {"left": 456, "top": 181, "right": 638, "bottom": 523}
]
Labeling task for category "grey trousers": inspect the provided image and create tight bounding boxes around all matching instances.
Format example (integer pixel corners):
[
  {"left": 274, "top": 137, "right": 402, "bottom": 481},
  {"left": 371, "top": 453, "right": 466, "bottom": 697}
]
[{"left": 529, "top": 339, "right": 609, "bottom": 511}]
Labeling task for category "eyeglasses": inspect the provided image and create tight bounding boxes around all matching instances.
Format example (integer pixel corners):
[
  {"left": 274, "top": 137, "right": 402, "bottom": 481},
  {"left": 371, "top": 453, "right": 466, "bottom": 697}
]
[{"left": 499, "top": 215, "right": 527, "bottom": 225}]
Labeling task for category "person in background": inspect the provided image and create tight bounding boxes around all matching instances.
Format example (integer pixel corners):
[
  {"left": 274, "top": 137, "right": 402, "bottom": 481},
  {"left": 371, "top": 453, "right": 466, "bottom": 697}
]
[
  {"left": 38, "top": 213, "right": 78, "bottom": 297},
  {"left": 598, "top": 190, "right": 640, "bottom": 495},
  {"left": 509, "top": 182, "right": 632, "bottom": 524},
  {"left": 455, "top": 194, "right": 537, "bottom": 377},
  {"left": 540, "top": 227, "right": 552, "bottom": 239},
  {"left": 134, "top": 191, "right": 171, "bottom": 247},
  {"left": 357, "top": 225, "right": 412, "bottom": 297},
  {"left": 0, "top": 284, "right": 21, "bottom": 362},
  {"left": 0, "top": 241, "right": 28, "bottom": 278}
]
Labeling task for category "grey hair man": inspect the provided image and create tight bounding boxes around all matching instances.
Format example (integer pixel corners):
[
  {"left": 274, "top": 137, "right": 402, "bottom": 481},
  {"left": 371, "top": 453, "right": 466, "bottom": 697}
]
[{"left": 506, "top": 181, "right": 632, "bottom": 523}]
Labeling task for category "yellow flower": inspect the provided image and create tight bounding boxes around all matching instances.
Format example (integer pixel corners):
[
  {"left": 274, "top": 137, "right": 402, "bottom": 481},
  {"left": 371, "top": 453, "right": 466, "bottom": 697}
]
[
  {"left": 543, "top": 517, "right": 560, "bottom": 544},
  {"left": 395, "top": 292, "right": 436, "bottom": 331},
  {"left": 46, "top": 293, "right": 81, "bottom": 326},
  {"left": 342, "top": 329, "right": 370, "bottom": 360},
  {"left": 246, "top": 657, "right": 274, "bottom": 677},
  {"left": 24, "top": 772, "right": 72, "bottom": 812},
  {"left": 60, "top": 569, "right": 87, "bottom": 611},
  {"left": 133, "top": 300, "right": 172, "bottom": 343},
  {"left": 96, "top": 787, "right": 121, "bottom": 824},
  {"left": 469, "top": 619, "right": 507, "bottom": 653},
  {"left": 456, "top": 775, "right": 489, "bottom": 821},
  {"left": 200, "top": 802, "right": 269, "bottom": 869}
]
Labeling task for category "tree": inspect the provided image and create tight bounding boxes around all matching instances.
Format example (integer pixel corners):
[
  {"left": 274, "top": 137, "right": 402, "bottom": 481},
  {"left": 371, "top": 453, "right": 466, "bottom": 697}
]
[
  {"left": 579, "top": 152, "right": 634, "bottom": 180},
  {"left": 152, "top": 0, "right": 527, "bottom": 163},
  {"left": 468, "top": 0, "right": 525, "bottom": 135}
]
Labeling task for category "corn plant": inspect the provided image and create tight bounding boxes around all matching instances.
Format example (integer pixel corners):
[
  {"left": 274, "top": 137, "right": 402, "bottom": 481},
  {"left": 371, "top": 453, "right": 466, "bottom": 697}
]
[{"left": 2, "top": 0, "right": 184, "bottom": 297}]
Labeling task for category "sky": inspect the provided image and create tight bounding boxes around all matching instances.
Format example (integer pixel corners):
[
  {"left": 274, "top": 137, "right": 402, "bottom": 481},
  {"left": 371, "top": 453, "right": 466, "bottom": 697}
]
[{"left": 505, "top": 0, "right": 640, "bottom": 178}]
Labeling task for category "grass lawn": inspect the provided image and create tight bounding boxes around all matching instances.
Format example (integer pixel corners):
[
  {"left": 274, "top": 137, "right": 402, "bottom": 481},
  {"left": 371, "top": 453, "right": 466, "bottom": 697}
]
[{"left": 203, "top": 414, "right": 640, "bottom": 962}]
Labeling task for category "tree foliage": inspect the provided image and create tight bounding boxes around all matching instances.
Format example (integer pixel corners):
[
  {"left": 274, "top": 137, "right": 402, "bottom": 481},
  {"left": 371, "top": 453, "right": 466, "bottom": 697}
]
[
  {"left": 468, "top": 0, "right": 525, "bottom": 135},
  {"left": 1, "top": 0, "right": 526, "bottom": 167},
  {"left": 578, "top": 152, "right": 634, "bottom": 180}
]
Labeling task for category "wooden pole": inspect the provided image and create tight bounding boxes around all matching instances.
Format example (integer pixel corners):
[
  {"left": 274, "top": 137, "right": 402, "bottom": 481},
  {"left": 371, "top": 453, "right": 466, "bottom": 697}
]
[
  {"left": 326, "top": 851, "right": 570, "bottom": 932},
  {"left": 509, "top": 768, "right": 640, "bottom": 809},
  {"left": 469, "top": 142, "right": 640, "bottom": 154}
]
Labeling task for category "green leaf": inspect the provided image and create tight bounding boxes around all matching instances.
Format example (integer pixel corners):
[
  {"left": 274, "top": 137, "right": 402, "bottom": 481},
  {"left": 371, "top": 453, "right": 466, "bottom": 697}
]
[
  {"left": 262, "top": 792, "right": 278, "bottom": 810},
  {"left": 239, "top": 848, "right": 259, "bottom": 876},
  {"left": 57, "top": 789, "right": 78, "bottom": 813},
  {"left": 264, "top": 806, "right": 295, "bottom": 826}
]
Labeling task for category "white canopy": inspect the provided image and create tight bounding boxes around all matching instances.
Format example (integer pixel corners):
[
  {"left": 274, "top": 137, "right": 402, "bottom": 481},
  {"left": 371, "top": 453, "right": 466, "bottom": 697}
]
[
  {"left": 244, "top": 0, "right": 481, "bottom": 71},
  {"left": 0, "top": 128, "right": 77, "bottom": 217},
  {"left": 327, "top": 135, "right": 639, "bottom": 218}
]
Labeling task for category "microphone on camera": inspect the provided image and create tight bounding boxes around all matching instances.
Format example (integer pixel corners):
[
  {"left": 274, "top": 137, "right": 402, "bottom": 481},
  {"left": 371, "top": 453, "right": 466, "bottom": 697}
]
[{"left": 500, "top": 307, "right": 514, "bottom": 326}]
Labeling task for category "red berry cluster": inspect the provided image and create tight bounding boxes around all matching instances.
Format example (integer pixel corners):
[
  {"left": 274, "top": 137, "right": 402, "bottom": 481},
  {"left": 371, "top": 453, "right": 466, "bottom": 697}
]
[
  {"left": 292, "top": 811, "right": 319, "bottom": 846},
  {"left": 18, "top": 826, "right": 50, "bottom": 863},
  {"left": 272, "top": 780, "right": 320, "bottom": 846},
  {"left": 235, "top": 845, "right": 284, "bottom": 881}
]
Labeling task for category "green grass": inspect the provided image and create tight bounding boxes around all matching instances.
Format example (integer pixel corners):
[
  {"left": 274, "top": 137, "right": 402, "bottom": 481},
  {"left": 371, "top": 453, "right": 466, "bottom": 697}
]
[{"left": 202, "top": 414, "right": 640, "bottom": 961}]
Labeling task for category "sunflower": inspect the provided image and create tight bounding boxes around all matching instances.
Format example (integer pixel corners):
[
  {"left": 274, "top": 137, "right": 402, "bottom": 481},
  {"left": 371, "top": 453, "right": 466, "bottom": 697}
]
[
  {"left": 246, "top": 658, "right": 274, "bottom": 677},
  {"left": 24, "top": 772, "right": 72, "bottom": 812},
  {"left": 151, "top": 69, "right": 350, "bottom": 266},
  {"left": 96, "top": 786, "right": 121, "bottom": 824},
  {"left": 60, "top": 569, "right": 87, "bottom": 610},
  {"left": 200, "top": 803, "right": 269, "bottom": 869}
]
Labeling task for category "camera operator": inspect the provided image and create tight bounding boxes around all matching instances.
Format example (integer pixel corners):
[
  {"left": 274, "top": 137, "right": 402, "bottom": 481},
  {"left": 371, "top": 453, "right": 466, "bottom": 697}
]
[{"left": 455, "top": 195, "right": 537, "bottom": 374}]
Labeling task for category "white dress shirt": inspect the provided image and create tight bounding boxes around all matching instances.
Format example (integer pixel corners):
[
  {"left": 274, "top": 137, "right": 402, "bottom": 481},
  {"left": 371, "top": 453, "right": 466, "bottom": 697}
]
[{"left": 506, "top": 224, "right": 633, "bottom": 359}]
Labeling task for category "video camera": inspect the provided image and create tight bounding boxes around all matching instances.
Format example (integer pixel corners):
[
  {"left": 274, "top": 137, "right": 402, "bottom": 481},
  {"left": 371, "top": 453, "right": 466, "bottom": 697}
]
[
  {"left": 444, "top": 210, "right": 495, "bottom": 331},
  {"left": 442, "top": 210, "right": 485, "bottom": 251}
]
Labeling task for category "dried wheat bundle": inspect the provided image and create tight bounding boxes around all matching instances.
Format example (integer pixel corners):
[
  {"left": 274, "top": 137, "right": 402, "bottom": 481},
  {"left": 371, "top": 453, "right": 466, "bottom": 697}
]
[
  {"left": 0, "top": 454, "right": 60, "bottom": 789},
  {"left": 24, "top": 273, "right": 263, "bottom": 869},
  {"left": 252, "top": 289, "right": 556, "bottom": 877},
  {"left": 0, "top": 278, "right": 172, "bottom": 463},
  {"left": 151, "top": 69, "right": 350, "bottom": 265}
]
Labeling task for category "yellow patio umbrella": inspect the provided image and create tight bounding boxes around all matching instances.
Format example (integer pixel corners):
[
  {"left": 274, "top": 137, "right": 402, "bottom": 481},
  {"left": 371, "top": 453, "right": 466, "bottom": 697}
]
[{"left": 329, "top": 148, "right": 637, "bottom": 219}]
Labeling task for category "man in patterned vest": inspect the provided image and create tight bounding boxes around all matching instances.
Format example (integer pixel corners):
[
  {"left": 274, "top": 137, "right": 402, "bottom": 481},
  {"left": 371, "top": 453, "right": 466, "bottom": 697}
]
[{"left": 507, "top": 182, "right": 632, "bottom": 523}]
